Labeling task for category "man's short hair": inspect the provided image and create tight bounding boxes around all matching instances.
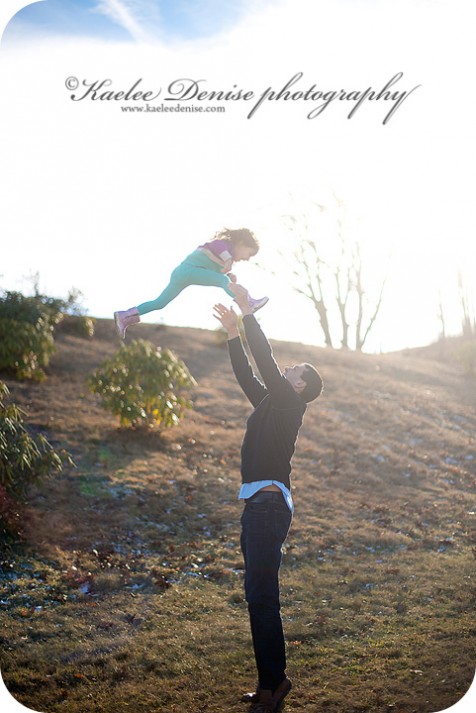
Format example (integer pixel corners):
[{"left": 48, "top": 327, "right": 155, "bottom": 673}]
[{"left": 300, "top": 363, "right": 323, "bottom": 403}]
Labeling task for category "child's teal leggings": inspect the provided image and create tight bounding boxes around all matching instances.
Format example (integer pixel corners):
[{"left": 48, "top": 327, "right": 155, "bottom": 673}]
[{"left": 137, "top": 250, "right": 235, "bottom": 316}]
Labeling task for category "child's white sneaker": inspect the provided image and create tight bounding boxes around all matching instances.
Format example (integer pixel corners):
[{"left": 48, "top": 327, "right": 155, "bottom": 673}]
[
  {"left": 114, "top": 307, "right": 140, "bottom": 340},
  {"left": 248, "top": 296, "right": 269, "bottom": 313}
]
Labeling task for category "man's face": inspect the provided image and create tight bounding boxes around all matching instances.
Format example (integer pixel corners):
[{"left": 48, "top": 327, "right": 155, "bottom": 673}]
[{"left": 283, "top": 363, "right": 307, "bottom": 393}]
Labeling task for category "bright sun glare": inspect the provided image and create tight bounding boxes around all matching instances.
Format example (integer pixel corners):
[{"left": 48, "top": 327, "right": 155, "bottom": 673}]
[{"left": 0, "top": 0, "right": 474, "bottom": 353}]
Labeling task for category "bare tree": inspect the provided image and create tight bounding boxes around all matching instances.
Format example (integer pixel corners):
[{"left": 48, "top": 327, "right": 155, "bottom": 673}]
[
  {"left": 458, "top": 271, "right": 475, "bottom": 338},
  {"left": 437, "top": 290, "right": 446, "bottom": 341},
  {"left": 333, "top": 196, "right": 352, "bottom": 349},
  {"left": 284, "top": 212, "right": 335, "bottom": 348},
  {"left": 271, "top": 197, "right": 387, "bottom": 351},
  {"left": 353, "top": 242, "right": 387, "bottom": 351}
]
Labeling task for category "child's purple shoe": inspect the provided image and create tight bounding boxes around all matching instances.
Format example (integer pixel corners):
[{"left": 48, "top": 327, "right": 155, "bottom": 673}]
[
  {"left": 114, "top": 307, "right": 140, "bottom": 340},
  {"left": 248, "top": 296, "right": 269, "bottom": 313}
]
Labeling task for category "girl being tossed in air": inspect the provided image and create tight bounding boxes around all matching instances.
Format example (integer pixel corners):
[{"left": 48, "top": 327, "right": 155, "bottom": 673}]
[{"left": 114, "top": 228, "right": 268, "bottom": 339}]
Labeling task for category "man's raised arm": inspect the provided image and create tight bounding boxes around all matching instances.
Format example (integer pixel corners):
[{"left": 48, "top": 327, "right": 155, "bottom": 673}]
[
  {"left": 230, "top": 286, "right": 289, "bottom": 399},
  {"left": 213, "top": 303, "right": 267, "bottom": 408}
]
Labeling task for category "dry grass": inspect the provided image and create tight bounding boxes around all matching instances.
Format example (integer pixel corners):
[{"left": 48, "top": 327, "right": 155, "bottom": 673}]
[{"left": 1, "top": 319, "right": 475, "bottom": 712}]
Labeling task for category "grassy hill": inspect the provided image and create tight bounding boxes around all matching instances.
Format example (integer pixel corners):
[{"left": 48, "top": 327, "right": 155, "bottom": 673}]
[{"left": 1, "top": 319, "right": 475, "bottom": 713}]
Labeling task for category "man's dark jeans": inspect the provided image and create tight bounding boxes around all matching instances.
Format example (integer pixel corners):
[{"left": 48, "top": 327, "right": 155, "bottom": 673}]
[{"left": 240, "top": 491, "right": 293, "bottom": 691}]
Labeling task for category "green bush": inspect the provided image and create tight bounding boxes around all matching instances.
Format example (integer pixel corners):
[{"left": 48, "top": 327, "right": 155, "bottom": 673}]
[
  {"left": 0, "top": 289, "right": 61, "bottom": 325},
  {"left": 0, "top": 483, "right": 22, "bottom": 542},
  {"left": 0, "top": 291, "right": 61, "bottom": 380},
  {"left": 0, "top": 316, "right": 55, "bottom": 380},
  {"left": 56, "top": 314, "right": 96, "bottom": 338},
  {"left": 0, "top": 381, "right": 74, "bottom": 497},
  {"left": 0, "top": 288, "right": 93, "bottom": 379},
  {"left": 53, "top": 287, "right": 95, "bottom": 338},
  {"left": 89, "top": 339, "right": 197, "bottom": 429}
]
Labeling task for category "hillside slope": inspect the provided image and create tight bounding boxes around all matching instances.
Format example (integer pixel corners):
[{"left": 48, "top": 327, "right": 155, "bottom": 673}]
[{"left": 1, "top": 319, "right": 475, "bottom": 713}]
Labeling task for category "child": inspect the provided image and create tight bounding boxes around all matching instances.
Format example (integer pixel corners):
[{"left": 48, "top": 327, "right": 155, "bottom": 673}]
[{"left": 114, "top": 228, "right": 268, "bottom": 339}]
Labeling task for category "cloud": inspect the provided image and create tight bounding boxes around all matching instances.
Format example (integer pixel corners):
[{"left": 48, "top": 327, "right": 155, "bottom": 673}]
[
  {"left": 92, "top": 0, "right": 160, "bottom": 43},
  {"left": 92, "top": 0, "right": 270, "bottom": 44}
]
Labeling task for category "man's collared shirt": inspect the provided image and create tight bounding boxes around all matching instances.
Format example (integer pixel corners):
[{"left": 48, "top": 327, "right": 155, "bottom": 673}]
[{"left": 239, "top": 480, "right": 294, "bottom": 513}]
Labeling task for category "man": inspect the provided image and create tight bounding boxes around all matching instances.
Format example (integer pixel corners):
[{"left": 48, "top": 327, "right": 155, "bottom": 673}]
[{"left": 213, "top": 286, "right": 323, "bottom": 713}]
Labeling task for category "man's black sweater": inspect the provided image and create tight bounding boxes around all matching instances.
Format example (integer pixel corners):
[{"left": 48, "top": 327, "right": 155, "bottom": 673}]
[{"left": 228, "top": 314, "right": 306, "bottom": 490}]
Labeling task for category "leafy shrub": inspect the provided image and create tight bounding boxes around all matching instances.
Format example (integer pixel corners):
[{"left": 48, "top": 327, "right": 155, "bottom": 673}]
[
  {"left": 56, "top": 314, "right": 96, "bottom": 338},
  {"left": 89, "top": 339, "right": 197, "bottom": 429},
  {"left": 0, "top": 291, "right": 60, "bottom": 380},
  {"left": 0, "top": 483, "right": 24, "bottom": 544},
  {"left": 53, "top": 287, "right": 95, "bottom": 338},
  {"left": 0, "top": 316, "right": 55, "bottom": 380},
  {"left": 0, "top": 381, "right": 74, "bottom": 497},
  {"left": 0, "top": 288, "right": 93, "bottom": 379}
]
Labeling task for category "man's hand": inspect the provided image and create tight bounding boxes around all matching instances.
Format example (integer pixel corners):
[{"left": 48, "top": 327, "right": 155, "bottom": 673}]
[
  {"left": 227, "top": 272, "right": 237, "bottom": 283},
  {"left": 229, "top": 283, "right": 252, "bottom": 315},
  {"left": 213, "top": 303, "right": 240, "bottom": 339}
]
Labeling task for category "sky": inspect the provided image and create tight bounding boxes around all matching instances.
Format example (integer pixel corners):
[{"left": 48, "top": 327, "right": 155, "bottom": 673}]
[
  {"left": 2, "top": 0, "right": 259, "bottom": 43},
  {"left": 0, "top": 0, "right": 475, "bottom": 358}
]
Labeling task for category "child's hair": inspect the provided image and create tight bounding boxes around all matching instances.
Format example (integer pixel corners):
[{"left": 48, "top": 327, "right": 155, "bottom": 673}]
[{"left": 214, "top": 228, "right": 259, "bottom": 253}]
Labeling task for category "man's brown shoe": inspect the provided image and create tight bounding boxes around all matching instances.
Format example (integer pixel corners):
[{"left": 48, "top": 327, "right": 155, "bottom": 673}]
[
  {"left": 271, "top": 677, "right": 292, "bottom": 710},
  {"left": 246, "top": 678, "right": 292, "bottom": 712}
]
